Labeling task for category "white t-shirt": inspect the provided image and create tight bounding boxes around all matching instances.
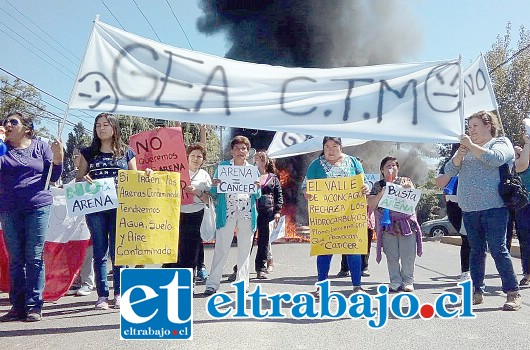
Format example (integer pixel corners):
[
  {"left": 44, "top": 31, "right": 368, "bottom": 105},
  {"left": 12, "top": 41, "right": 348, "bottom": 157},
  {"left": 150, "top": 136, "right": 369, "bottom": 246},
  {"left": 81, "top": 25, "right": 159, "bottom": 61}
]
[{"left": 180, "top": 169, "right": 212, "bottom": 214}]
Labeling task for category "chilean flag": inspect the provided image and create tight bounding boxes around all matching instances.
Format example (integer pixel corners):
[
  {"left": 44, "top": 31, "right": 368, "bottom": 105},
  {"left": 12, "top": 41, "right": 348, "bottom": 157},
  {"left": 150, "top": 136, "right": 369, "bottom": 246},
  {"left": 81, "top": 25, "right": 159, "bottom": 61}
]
[{"left": 0, "top": 187, "right": 90, "bottom": 301}]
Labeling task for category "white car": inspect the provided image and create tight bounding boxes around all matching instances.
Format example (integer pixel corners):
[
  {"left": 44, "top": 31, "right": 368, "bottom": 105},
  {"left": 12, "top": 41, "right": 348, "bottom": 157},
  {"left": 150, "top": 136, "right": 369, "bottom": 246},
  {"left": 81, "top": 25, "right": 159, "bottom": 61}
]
[{"left": 421, "top": 216, "right": 459, "bottom": 238}]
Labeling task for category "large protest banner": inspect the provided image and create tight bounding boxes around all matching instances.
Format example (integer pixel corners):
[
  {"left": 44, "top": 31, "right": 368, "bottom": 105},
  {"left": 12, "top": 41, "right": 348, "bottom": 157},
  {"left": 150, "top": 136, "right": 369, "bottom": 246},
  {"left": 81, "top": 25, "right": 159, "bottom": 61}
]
[
  {"left": 129, "top": 127, "right": 192, "bottom": 205},
  {"left": 66, "top": 19, "right": 492, "bottom": 143},
  {"left": 378, "top": 183, "right": 422, "bottom": 215},
  {"left": 115, "top": 170, "right": 181, "bottom": 265},
  {"left": 64, "top": 178, "right": 118, "bottom": 216},
  {"left": 306, "top": 174, "right": 368, "bottom": 256},
  {"left": 217, "top": 165, "right": 260, "bottom": 194}
]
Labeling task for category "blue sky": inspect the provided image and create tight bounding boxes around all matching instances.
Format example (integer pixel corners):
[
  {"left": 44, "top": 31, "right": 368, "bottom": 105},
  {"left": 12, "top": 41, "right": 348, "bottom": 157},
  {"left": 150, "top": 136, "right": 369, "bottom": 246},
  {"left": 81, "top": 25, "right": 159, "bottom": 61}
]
[{"left": 1, "top": 0, "right": 529, "bottom": 137}]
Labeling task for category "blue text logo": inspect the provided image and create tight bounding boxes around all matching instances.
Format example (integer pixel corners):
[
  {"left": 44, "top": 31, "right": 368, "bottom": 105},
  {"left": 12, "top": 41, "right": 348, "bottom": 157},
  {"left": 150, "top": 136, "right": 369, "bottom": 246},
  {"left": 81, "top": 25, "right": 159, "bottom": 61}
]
[{"left": 120, "top": 268, "right": 193, "bottom": 340}]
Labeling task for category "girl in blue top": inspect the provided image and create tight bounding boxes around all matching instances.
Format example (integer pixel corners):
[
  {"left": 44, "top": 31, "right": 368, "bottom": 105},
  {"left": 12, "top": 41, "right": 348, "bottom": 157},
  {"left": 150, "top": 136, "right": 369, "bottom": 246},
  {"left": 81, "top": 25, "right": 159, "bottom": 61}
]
[{"left": 77, "top": 113, "right": 136, "bottom": 310}]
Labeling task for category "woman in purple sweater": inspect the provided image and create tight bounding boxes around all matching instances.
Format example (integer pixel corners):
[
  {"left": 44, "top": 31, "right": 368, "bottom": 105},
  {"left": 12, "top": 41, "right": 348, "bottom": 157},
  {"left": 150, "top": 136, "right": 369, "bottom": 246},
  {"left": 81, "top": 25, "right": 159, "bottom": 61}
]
[{"left": 0, "top": 112, "right": 63, "bottom": 322}]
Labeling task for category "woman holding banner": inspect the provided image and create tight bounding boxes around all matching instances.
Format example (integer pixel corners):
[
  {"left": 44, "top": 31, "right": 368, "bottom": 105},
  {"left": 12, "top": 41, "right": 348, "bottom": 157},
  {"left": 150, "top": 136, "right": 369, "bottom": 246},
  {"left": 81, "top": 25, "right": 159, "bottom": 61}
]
[
  {"left": 254, "top": 151, "right": 283, "bottom": 279},
  {"left": 77, "top": 113, "right": 136, "bottom": 310},
  {"left": 367, "top": 156, "right": 422, "bottom": 293},
  {"left": 444, "top": 111, "right": 521, "bottom": 310},
  {"left": 0, "top": 112, "right": 64, "bottom": 322},
  {"left": 303, "top": 136, "right": 369, "bottom": 294},
  {"left": 204, "top": 136, "right": 261, "bottom": 295},
  {"left": 163, "top": 142, "right": 212, "bottom": 276}
]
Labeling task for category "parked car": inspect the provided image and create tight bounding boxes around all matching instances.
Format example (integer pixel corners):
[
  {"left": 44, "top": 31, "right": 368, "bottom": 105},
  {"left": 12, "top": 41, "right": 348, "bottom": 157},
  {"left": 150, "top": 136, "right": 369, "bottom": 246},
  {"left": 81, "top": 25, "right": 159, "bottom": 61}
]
[{"left": 420, "top": 216, "right": 459, "bottom": 237}]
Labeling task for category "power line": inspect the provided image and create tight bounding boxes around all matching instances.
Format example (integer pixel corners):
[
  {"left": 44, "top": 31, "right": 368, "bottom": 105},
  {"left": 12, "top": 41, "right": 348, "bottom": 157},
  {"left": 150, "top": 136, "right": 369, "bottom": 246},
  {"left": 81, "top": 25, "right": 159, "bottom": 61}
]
[
  {"left": 0, "top": 67, "right": 94, "bottom": 120},
  {"left": 0, "top": 6, "right": 80, "bottom": 66},
  {"left": 0, "top": 27, "right": 76, "bottom": 79},
  {"left": 2, "top": 78, "right": 92, "bottom": 126},
  {"left": 101, "top": 0, "right": 125, "bottom": 30},
  {"left": 132, "top": 0, "right": 162, "bottom": 42},
  {"left": 489, "top": 43, "right": 530, "bottom": 74},
  {"left": 165, "top": 0, "right": 194, "bottom": 50}
]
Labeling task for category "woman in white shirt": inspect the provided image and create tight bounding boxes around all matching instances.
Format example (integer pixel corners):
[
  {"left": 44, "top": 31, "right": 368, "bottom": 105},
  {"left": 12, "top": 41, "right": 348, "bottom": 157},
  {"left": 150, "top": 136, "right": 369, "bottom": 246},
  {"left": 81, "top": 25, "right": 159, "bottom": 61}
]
[{"left": 163, "top": 142, "right": 212, "bottom": 276}]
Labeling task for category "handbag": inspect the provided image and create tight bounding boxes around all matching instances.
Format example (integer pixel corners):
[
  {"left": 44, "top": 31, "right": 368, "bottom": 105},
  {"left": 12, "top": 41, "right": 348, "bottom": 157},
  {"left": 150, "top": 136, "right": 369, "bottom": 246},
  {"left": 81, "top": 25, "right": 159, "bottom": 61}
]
[
  {"left": 200, "top": 197, "right": 216, "bottom": 241},
  {"left": 498, "top": 163, "right": 529, "bottom": 211}
]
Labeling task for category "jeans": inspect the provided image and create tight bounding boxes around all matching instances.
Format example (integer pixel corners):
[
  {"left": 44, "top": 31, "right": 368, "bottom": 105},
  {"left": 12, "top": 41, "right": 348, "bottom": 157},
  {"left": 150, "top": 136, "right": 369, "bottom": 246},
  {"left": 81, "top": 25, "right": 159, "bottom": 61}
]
[
  {"left": 463, "top": 207, "right": 519, "bottom": 294},
  {"left": 460, "top": 234, "right": 470, "bottom": 273},
  {"left": 515, "top": 204, "right": 530, "bottom": 275},
  {"left": 0, "top": 206, "right": 50, "bottom": 312},
  {"left": 317, "top": 254, "right": 362, "bottom": 286},
  {"left": 85, "top": 209, "right": 121, "bottom": 298},
  {"left": 341, "top": 228, "right": 373, "bottom": 272},
  {"left": 255, "top": 208, "right": 274, "bottom": 273}
]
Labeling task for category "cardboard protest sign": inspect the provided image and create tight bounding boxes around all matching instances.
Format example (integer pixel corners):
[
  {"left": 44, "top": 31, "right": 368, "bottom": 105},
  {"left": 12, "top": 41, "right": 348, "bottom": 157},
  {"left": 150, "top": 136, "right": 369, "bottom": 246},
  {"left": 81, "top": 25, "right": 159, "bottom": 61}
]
[
  {"left": 306, "top": 174, "right": 368, "bottom": 256},
  {"left": 378, "top": 183, "right": 422, "bottom": 215},
  {"left": 217, "top": 165, "right": 259, "bottom": 194},
  {"left": 129, "top": 127, "right": 192, "bottom": 205},
  {"left": 115, "top": 170, "right": 181, "bottom": 265},
  {"left": 64, "top": 178, "right": 118, "bottom": 216}
]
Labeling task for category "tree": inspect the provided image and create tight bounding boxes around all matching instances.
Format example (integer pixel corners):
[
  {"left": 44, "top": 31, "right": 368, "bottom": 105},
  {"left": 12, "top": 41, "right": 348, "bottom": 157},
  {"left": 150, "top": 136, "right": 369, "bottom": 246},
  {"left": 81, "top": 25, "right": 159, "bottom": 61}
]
[
  {"left": 62, "top": 122, "right": 92, "bottom": 181},
  {"left": 0, "top": 76, "right": 46, "bottom": 124},
  {"left": 486, "top": 23, "right": 530, "bottom": 145}
]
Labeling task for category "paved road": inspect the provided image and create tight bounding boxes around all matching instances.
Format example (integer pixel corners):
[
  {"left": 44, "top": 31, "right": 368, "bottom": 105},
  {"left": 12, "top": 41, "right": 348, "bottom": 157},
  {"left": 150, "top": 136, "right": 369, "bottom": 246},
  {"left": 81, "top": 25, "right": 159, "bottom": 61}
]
[{"left": 1, "top": 241, "right": 529, "bottom": 350}]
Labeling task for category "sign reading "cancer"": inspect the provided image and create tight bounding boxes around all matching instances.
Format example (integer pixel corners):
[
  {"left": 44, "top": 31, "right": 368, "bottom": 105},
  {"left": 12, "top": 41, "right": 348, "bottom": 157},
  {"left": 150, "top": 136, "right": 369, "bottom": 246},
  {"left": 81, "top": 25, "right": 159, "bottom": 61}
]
[{"left": 217, "top": 165, "right": 259, "bottom": 194}]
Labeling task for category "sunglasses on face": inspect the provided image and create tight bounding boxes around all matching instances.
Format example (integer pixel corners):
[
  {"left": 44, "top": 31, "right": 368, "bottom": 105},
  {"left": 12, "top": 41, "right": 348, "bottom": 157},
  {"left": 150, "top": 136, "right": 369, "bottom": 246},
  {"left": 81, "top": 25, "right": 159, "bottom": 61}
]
[{"left": 3, "top": 119, "right": 20, "bottom": 127}]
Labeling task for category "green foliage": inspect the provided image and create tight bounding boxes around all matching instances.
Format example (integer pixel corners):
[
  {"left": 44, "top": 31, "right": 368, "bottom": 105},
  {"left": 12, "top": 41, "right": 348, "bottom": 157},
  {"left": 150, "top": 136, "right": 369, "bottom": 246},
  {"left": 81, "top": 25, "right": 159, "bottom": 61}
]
[
  {"left": 415, "top": 170, "right": 444, "bottom": 224},
  {"left": 62, "top": 122, "right": 92, "bottom": 181},
  {"left": 1, "top": 76, "right": 45, "bottom": 124},
  {"left": 486, "top": 23, "right": 530, "bottom": 146}
]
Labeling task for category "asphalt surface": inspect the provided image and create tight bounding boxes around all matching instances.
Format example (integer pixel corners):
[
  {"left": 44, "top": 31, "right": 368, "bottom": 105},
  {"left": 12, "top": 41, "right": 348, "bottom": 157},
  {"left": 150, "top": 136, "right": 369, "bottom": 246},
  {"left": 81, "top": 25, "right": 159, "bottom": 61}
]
[{"left": 1, "top": 240, "right": 529, "bottom": 350}]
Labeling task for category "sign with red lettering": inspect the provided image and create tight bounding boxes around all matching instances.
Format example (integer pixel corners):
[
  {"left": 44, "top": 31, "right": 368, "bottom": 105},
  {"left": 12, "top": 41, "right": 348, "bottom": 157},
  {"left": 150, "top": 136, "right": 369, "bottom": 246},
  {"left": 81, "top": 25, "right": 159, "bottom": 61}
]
[{"left": 129, "top": 127, "right": 192, "bottom": 205}]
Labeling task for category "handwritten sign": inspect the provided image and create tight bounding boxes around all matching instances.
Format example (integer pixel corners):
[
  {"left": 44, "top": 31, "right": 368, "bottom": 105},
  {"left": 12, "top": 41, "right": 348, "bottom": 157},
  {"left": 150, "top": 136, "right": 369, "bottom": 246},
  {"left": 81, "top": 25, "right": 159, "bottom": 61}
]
[
  {"left": 66, "top": 21, "right": 505, "bottom": 144},
  {"left": 129, "top": 127, "right": 192, "bottom": 205},
  {"left": 306, "top": 174, "right": 368, "bottom": 256},
  {"left": 269, "top": 216, "right": 286, "bottom": 242},
  {"left": 217, "top": 165, "right": 259, "bottom": 194},
  {"left": 115, "top": 171, "right": 181, "bottom": 265},
  {"left": 364, "top": 173, "right": 381, "bottom": 192},
  {"left": 379, "top": 183, "right": 422, "bottom": 215},
  {"left": 64, "top": 178, "right": 118, "bottom": 216}
]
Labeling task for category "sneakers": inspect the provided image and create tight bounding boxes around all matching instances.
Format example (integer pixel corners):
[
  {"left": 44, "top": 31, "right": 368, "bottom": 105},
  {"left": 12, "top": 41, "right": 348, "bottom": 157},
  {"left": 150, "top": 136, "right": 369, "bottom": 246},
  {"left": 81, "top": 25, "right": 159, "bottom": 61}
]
[
  {"left": 76, "top": 285, "right": 93, "bottom": 296},
  {"left": 503, "top": 291, "right": 522, "bottom": 311},
  {"left": 458, "top": 272, "right": 471, "bottom": 283},
  {"left": 0, "top": 308, "right": 26, "bottom": 322},
  {"left": 266, "top": 258, "right": 274, "bottom": 274},
  {"left": 196, "top": 267, "right": 209, "bottom": 282},
  {"left": 362, "top": 269, "right": 371, "bottom": 277},
  {"left": 256, "top": 271, "right": 268, "bottom": 279},
  {"left": 95, "top": 296, "right": 109, "bottom": 310},
  {"left": 336, "top": 270, "right": 350, "bottom": 278},
  {"left": 114, "top": 295, "right": 121, "bottom": 309},
  {"left": 403, "top": 284, "right": 414, "bottom": 292},
  {"left": 204, "top": 287, "right": 216, "bottom": 296},
  {"left": 352, "top": 286, "right": 365, "bottom": 293},
  {"left": 519, "top": 275, "right": 530, "bottom": 286},
  {"left": 473, "top": 293, "right": 484, "bottom": 305},
  {"left": 389, "top": 285, "right": 402, "bottom": 293},
  {"left": 227, "top": 265, "right": 237, "bottom": 282},
  {"left": 25, "top": 308, "right": 42, "bottom": 322}
]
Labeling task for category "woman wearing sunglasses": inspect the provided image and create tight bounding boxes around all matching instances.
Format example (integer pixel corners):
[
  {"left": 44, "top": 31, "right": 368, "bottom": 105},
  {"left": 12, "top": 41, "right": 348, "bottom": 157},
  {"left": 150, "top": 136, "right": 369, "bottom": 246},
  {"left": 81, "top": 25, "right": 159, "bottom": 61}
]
[{"left": 0, "top": 112, "right": 64, "bottom": 322}]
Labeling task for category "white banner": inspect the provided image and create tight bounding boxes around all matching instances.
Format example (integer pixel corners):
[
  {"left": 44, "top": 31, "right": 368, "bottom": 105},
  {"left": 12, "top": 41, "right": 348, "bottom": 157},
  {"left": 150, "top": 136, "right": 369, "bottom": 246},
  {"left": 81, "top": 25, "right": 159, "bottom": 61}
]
[
  {"left": 379, "top": 183, "right": 421, "bottom": 215},
  {"left": 462, "top": 54, "right": 497, "bottom": 117},
  {"left": 217, "top": 165, "right": 260, "bottom": 194},
  {"left": 64, "top": 178, "right": 118, "bottom": 216},
  {"left": 67, "top": 20, "right": 479, "bottom": 143},
  {"left": 268, "top": 135, "right": 367, "bottom": 159}
]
